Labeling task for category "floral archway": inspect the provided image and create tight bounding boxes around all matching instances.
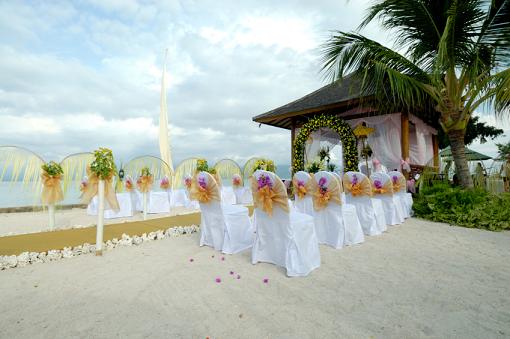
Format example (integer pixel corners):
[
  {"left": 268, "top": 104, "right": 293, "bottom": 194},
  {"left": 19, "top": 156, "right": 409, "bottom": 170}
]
[{"left": 293, "top": 114, "right": 358, "bottom": 173}]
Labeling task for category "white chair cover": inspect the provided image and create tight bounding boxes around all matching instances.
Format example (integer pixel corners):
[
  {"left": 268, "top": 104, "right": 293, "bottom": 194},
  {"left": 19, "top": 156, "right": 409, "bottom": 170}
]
[
  {"left": 233, "top": 186, "right": 253, "bottom": 204},
  {"left": 87, "top": 192, "right": 134, "bottom": 219},
  {"left": 292, "top": 171, "right": 314, "bottom": 216},
  {"left": 370, "top": 172, "right": 403, "bottom": 226},
  {"left": 251, "top": 170, "right": 320, "bottom": 277},
  {"left": 343, "top": 171, "right": 383, "bottom": 236},
  {"left": 388, "top": 171, "right": 412, "bottom": 218},
  {"left": 331, "top": 172, "right": 365, "bottom": 245},
  {"left": 195, "top": 172, "right": 253, "bottom": 254},
  {"left": 148, "top": 191, "right": 170, "bottom": 214},
  {"left": 221, "top": 186, "right": 237, "bottom": 205},
  {"left": 312, "top": 171, "right": 364, "bottom": 248}
]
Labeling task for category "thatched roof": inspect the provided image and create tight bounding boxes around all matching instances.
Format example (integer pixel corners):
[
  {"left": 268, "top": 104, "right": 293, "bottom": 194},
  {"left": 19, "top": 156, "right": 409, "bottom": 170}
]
[
  {"left": 253, "top": 74, "right": 439, "bottom": 130},
  {"left": 253, "top": 75, "right": 369, "bottom": 129}
]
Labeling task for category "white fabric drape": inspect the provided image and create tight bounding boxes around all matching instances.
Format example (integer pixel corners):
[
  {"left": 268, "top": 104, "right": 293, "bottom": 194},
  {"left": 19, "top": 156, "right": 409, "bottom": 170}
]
[
  {"left": 409, "top": 114, "right": 436, "bottom": 166},
  {"left": 304, "top": 128, "right": 344, "bottom": 171},
  {"left": 347, "top": 114, "right": 402, "bottom": 171},
  {"left": 159, "top": 49, "right": 174, "bottom": 174}
]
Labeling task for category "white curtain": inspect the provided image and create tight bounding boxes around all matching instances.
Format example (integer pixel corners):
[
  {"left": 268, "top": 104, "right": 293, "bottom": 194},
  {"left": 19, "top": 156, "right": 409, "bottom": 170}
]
[
  {"left": 304, "top": 128, "right": 344, "bottom": 171},
  {"left": 159, "top": 50, "right": 174, "bottom": 174},
  {"left": 409, "top": 114, "right": 436, "bottom": 166},
  {"left": 348, "top": 114, "right": 402, "bottom": 171}
]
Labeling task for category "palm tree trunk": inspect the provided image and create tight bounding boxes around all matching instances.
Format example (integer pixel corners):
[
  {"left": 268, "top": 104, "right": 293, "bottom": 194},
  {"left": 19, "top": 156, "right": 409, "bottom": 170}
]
[{"left": 447, "top": 129, "right": 473, "bottom": 188}]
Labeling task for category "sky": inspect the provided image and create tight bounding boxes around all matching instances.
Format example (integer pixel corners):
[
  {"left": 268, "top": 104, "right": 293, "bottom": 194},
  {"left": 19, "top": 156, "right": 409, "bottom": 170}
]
[{"left": 0, "top": 0, "right": 508, "bottom": 168}]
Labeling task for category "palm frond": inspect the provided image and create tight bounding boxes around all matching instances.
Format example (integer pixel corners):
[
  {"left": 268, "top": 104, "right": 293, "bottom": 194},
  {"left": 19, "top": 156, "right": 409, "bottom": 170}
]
[{"left": 478, "top": 0, "right": 510, "bottom": 68}]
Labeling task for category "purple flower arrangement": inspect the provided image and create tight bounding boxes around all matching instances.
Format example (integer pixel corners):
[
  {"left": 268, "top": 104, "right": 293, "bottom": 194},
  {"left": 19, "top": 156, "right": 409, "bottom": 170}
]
[
  {"left": 352, "top": 174, "right": 358, "bottom": 184},
  {"left": 374, "top": 179, "right": 383, "bottom": 189},
  {"left": 392, "top": 175, "right": 399, "bottom": 184},
  {"left": 198, "top": 176, "right": 207, "bottom": 189},
  {"left": 257, "top": 174, "right": 273, "bottom": 190},
  {"left": 318, "top": 176, "right": 328, "bottom": 194}
]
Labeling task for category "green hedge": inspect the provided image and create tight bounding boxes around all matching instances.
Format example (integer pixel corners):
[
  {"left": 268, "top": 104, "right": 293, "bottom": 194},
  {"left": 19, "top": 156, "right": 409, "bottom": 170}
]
[{"left": 413, "top": 183, "right": 510, "bottom": 231}]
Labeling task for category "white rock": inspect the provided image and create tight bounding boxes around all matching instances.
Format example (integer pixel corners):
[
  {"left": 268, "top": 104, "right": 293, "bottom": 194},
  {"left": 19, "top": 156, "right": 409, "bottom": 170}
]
[
  {"left": 38, "top": 252, "right": 48, "bottom": 263},
  {"left": 72, "top": 246, "right": 83, "bottom": 256},
  {"left": 0, "top": 256, "right": 10, "bottom": 270},
  {"left": 82, "top": 243, "right": 91, "bottom": 254},
  {"left": 29, "top": 252, "right": 41, "bottom": 264},
  {"left": 147, "top": 232, "right": 156, "bottom": 240},
  {"left": 156, "top": 230, "right": 165, "bottom": 240},
  {"left": 133, "top": 236, "right": 143, "bottom": 245},
  {"left": 5, "top": 255, "right": 17, "bottom": 268},
  {"left": 112, "top": 238, "right": 119, "bottom": 244},
  {"left": 141, "top": 233, "right": 148, "bottom": 241},
  {"left": 47, "top": 250, "right": 62, "bottom": 261},
  {"left": 62, "top": 247, "right": 73, "bottom": 258},
  {"left": 17, "top": 252, "right": 30, "bottom": 267}
]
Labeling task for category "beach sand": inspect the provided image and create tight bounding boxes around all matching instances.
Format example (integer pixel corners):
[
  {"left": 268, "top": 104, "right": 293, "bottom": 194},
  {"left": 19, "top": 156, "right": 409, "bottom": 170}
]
[
  {"left": 0, "top": 207, "right": 196, "bottom": 237},
  {"left": 1, "top": 218, "right": 509, "bottom": 338}
]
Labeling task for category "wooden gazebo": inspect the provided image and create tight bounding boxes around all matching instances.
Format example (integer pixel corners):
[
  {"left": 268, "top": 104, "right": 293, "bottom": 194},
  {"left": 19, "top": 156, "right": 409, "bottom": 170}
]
[{"left": 253, "top": 75, "right": 440, "bottom": 172}]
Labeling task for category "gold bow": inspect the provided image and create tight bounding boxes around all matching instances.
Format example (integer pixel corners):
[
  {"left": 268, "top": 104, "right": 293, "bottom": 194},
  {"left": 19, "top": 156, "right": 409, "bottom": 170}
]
[
  {"left": 137, "top": 175, "right": 153, "bottom": 193},
  {"left": 41, "top": 172, "right": 64, "bottom": 205},
  {"left": 189, "top": 173, "right": 220, "bottom": 203},
  {"left": 372, "top": 180, "right": 394, "bottom": 195},
  {"left": 292, "top": 178, "right": 312, "bottom": 200},
  {"left": 81, "top": 167, "right": 120, "bottom": 211},
  {"left": 391, "top": 175, "right": 406, "bottom": 192},
  {"left": 343, "top": 176, "right": 372, "bottom": 197},
  {"left": 251, "top": 176, "right": 289, "bottom": 216},
  {"left": 311, "top": 178, "right": 341, "bottom": 211}
]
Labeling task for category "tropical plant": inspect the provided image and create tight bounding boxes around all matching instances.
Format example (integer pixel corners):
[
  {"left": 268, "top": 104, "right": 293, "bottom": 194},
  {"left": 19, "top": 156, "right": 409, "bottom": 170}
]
[
  {"left": 496, "top": 140, "right": 510, "bottom": 159},
  {"left": 318, "top": 146, "right": 331, "bottom": 163},
  {"left": 41, "top": 161, "right": 63, "bottom": 177},
  {"left": 321, "top": 0, "right": 510, "bottom": 188},
  {"left": 140, "top": 166, "right": 152, "bottom": 177},
  {"left": 90, "top": 148, "right": 116, "bottom": 180},
  {"left": 252, "top": 159, "right": 276, "bottom": 173},
  {"left": 196, "top": 159, "right": 216, "bottom": 174},
  {"left": 305, "top": 160, "right": 324, "bottom": 174},
  {"left": 438, "top": 116, "right": 504, "bottom": 149},
  {"left": 327, "top": 163, "right": 337, "bottom": 172}
]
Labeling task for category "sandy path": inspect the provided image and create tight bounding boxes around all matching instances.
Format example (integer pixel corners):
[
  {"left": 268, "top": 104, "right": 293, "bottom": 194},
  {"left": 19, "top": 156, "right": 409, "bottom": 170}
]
[
  {"left": 0, "top": 207, "right": 196, "bottom": 237},
  {"left": 1, "top": 218, "right": 509, "bottom": 338}
]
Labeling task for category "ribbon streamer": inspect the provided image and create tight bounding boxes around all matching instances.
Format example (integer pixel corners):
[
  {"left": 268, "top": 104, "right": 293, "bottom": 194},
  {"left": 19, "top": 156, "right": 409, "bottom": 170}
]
[{"left": 81, "top": 167, "right": 120, "bottom": 211}]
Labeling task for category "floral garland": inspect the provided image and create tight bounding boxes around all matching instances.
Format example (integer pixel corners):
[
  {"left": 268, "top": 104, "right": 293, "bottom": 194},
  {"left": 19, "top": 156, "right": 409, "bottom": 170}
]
[
  {"left": 293, "top": 114, "right": 358, "bottom": 173},
  {"left": 252, "top": 159, "right": 276, "bottom": 174}
]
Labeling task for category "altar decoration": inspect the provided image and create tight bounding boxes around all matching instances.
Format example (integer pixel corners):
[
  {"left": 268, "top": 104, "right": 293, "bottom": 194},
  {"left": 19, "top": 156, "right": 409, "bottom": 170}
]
[
  {"left": 124, "top": 176, "right": 134, "bottom": 192},
  {"left": 250, "top": 173, "right": 288, "bottom": 216},
  {"left": 293, "top": 114, "right": 358, "bottom": 173},
  {"left": 353, "top": 122, "right": 375, "bottom": 176},
  {"left": 41, "top": 161, "right": 64, "bottom": 205},
  {"left": 137, "top": 167, "right": 154, "bottom": 193},
  {"left": 251, "top": 159, "right": 276, "bottom": 174}
]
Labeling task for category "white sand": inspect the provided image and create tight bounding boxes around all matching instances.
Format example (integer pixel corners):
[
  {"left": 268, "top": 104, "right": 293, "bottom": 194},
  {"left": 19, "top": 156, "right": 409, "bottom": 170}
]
[
  {"left": 0, "top": 207, "right": 196, "bottom": 237},
  {"left": 1, "top": 218, "right": 509, "bottom": 338}
]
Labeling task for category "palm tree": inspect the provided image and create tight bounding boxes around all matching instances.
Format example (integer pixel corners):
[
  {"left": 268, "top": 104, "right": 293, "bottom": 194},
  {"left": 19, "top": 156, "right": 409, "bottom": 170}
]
[{"left": 321, "top": 0, "right": 510, "bottom": 188}]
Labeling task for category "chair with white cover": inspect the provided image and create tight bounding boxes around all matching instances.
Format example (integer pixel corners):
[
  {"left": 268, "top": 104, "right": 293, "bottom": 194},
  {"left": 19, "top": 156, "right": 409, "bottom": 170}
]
[
  {"left": 251, "top": 170, "right": 320, "bottom": 277},
  {"left": 330, "top": 172, "right": 365, "bottom": 245},
  {"left": 370, "top": 172, "right": 403, "bottom": 226},
  {"left": 388, "top": 171, "right": 412, "bottom": 218},
  {"left": 221, "top": 186, "right": 237, "bottom": 205},
  {"left": 292, "top": 171, "right": 314, "bottom": 216},
  {"left": 191, "top": 172, "right": 253, "bottom": 254},
  {"left": 311, "top": 171, "right": 364, "bottom": 248},
  {"left": 343, "top": 171, "right": 386, "bottom": 236},
  {"left": 148, "top": 191, "right": 171, "bottom": 214}
]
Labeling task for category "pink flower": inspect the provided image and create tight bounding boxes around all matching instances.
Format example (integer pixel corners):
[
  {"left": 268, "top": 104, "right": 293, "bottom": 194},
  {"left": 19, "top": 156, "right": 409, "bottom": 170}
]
[
  {"left": 221, "top": 256, "right": 225, "bottom": 261},
  {"left": 189, "top": 258, "right": 194, "bottom": 262},
  {"left": 352, "top": 174, "right": 358, "bottom": 185},
  {"left": 236, "top": 275, "right": 241, "bottom": 279},
  {"left": 318, "top": 177, "right": 327, "bottom": 187},
  {"left": 392, "top": 175, "right": 399, "bottom": 184},
  {"left": 232, "top": 175, "right": 242, "bottom": 186},
  {"left": 160, "top": 176, "right": 170, "bottom": 189},
  {"left": 263, "top": 278, "right": 269, "bottom": 284},
  {"left": 215, "top": 277, "right": 221, "bottom": 283},
  {"left": 198, "top": 176, "right": 207, "bottom": 189},
  {"left": 230, "top": 271, "right": 234, "bottom": 275},
  {"left": 297, "top": 180, "right": 305, "bottom": 187},
  {"left": 184, "top": 176, "right": 192, "bottom": 188}
]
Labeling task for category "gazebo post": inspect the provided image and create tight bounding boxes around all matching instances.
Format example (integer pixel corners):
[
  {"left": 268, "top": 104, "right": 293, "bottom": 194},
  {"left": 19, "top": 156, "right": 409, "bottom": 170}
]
[
  {"left": 291, "top": 118, "right": 296, "bottom": 175},
  {"left": 432, "top": 134, "right": 439, "bottom": 168},
  {"left": 401, "top": 112, "right": 410, "bottom": 160}
]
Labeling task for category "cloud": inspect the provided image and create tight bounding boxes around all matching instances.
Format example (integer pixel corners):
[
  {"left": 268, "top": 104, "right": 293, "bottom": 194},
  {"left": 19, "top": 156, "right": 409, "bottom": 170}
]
[{"left": 0, "top": 0, "right": 396, "bottom": 169}]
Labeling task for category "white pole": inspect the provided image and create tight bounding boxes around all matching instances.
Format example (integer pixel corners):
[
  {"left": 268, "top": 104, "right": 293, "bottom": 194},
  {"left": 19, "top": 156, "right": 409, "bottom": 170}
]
[
  {"left": 96, "top": 179, "right": 105, "bottom": 256},
  {"left": 48, "top": 203, "right": 55, "bottom": 231},
  {"left": 143, "top": 192, "right": 148, "bottom": 220}
]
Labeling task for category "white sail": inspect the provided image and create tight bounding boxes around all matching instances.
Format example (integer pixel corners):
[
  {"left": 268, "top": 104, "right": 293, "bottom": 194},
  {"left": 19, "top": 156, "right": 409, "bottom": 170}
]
[{"left": 159, "top": 49, "right": 174, "bottom": 174}]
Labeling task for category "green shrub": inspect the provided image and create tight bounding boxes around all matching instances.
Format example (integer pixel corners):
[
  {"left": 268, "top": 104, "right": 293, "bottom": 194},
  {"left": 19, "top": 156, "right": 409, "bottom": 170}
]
[{"left": 413, "top": 184, "right": 510, "bottom": 231}]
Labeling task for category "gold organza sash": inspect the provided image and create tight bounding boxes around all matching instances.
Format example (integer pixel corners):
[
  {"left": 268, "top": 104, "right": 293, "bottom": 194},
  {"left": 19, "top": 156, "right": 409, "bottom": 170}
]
[
  {"left": 391, "top": 174, "right": 406, "bottom": 192},
  {"left": 372, "top": 180, "right": 394, "bottom": 195},
  {"left": 190, "top": 173, "right": 220, "bottom": 203},
  {"left": 343, "top": 175, "right": 372, "bottom": 197},
  {"left": 137, "top": 175, "right": 153, "bottom": 193},
  {"left": 41, "top": 173, "right": 64, "bottom": 204},
  {"left": 292, "top": 178, "right": 313, "bottom": 200},
  {"left": 251, "top": 174, "right": 289, "bottom": 216},
  {"left": 311, "top": 177, "right": 341, "bottom": 211},
  {"left": 81, "top": 167, "right": 120, "bottom": 211}
]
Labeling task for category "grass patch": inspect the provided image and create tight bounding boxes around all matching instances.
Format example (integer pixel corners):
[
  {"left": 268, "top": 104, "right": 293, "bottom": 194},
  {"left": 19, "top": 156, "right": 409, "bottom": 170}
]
[{"left": 413, "top": 183, "right": 510, "bottom": 231}]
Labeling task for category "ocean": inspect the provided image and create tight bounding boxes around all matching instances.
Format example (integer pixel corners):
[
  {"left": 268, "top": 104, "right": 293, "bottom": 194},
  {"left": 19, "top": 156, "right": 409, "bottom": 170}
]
[{"left": 0, "top": 164, "right": 292, "bottom": 208}]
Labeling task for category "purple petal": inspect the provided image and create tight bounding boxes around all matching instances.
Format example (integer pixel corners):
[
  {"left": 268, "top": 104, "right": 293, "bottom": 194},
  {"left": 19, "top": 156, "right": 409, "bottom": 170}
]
[
  {"left": 236, "top": 275, "right": 241, "bottom": 279},
  {"left": 230, "top": 271, "right": 234, "bottom": 275},
  {"left": 215, "top": 277, "right": 221, "bottom": 283}
]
